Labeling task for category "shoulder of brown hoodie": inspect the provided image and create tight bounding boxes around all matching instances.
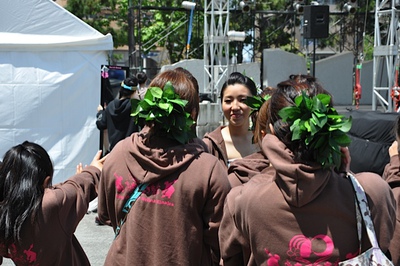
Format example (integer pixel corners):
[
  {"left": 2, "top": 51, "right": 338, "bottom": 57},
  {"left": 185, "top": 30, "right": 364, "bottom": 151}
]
[
  {"left": 227, "top": 151, "right": 270, "bottom": 187},
  {"left": 203, "top": 125, "right": 228, "bottom": 169},
  {"left": 382, "top": 155, "right": 400, "bottom": 265}
]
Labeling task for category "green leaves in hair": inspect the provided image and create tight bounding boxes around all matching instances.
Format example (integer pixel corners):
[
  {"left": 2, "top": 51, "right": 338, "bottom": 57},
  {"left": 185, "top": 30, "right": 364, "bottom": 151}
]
[
  {"left": 245, "top": 94, "right": 272, "bottom": 138},
  {"left": 245, "top": 94, "right": 271, "bottom": 117},
  {"left": 278, "top": 91, "right": 352, "bottom": 169},
  {"left": 131, "top": 81, "right": 196, "bottom": 144}
]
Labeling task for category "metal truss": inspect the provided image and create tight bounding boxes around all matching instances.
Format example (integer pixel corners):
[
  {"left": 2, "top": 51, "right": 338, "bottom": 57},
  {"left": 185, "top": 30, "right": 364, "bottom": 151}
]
[
  {"left": 373, "top": 0, "right": 400, "bottom": 112},
  {"left": 203, "top": 0, "right": 230, "bottom": 101}
]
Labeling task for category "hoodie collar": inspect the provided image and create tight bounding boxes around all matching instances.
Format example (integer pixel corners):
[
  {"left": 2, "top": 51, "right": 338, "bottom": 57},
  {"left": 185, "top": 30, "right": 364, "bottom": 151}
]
[
  {"left": 262, "top": 134, "right": 331, "bottom": 207},
  {"left": 125, "top": 126, "right": 206, "bottom": 184}
]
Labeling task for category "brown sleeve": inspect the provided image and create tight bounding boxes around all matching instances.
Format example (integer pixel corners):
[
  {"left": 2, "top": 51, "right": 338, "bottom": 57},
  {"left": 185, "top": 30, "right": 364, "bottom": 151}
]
[
  {"left": 51, "top": 166, "right": 100, "bottom": 235},
  {"left": 382, "top": 155, "right": 400, "bottom": 182},
  {"left": 97, "top": 161, "right": 114, "bottom": 229},
  {"left": 219, "top": 187, "right": 251, "bottom": 266},
  {"left": 202, "top": 159, "right": 231, "bottom": 264},
  {"left": 356, "top": 172, "right": 397, "bottom": 252}
]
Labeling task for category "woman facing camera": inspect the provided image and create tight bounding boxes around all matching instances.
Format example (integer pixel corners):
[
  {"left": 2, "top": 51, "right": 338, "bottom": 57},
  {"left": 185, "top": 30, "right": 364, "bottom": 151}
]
[{"left": 203, "top": 72, "right": 258, "bottom": 169}]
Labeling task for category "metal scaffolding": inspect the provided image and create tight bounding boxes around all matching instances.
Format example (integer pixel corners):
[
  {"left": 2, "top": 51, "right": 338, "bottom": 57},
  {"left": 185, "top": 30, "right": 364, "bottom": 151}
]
[
  {"left": 372, "top": 0, "right": 400, "bottom": 112},
  {"left": 203, "top": 0, "right": 230, "bottom": 101}
]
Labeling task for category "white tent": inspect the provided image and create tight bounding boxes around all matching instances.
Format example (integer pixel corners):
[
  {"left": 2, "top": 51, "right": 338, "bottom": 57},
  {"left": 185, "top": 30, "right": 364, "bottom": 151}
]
[{"left": 0, "top": 0, "right": 113, "bottom": 183}]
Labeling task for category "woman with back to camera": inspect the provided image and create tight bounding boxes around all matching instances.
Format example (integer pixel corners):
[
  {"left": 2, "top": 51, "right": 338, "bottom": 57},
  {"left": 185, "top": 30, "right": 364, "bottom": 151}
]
[
  {"left": 96, "top": 76, "right": 140, "bottom": 153},
  {"left": 219, "top": 74, "right": 396, "bottom": 265},
  {"left": 97, "top": 67, "right": 231, "bottom": 265},
  {"left": 382, "top": 114, "right": 400, "bottom": 265},
  {"left": 203, "top": 72, "right": 258, "bottom": 170},
  {"left": 0, "top": 141, "right": 105, "bottom": 265},
  {"left": 136, "top": 71, "right": 149, "bottom": 100}
]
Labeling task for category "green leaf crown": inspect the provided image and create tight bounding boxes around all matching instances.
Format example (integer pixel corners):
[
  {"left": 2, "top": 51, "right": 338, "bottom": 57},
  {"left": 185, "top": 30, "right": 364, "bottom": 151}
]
[
  {"left": 245, "top": 94, "right": 271, "bottom": 117},
  {"left": 245, "top": 94, "right": 272, "bottom": 135},
  {"left": 278, "top": 92, "right": 352, "bottom": 169},
  {"left": 131, "top": 81, "right": 196, "bottom": 144}
]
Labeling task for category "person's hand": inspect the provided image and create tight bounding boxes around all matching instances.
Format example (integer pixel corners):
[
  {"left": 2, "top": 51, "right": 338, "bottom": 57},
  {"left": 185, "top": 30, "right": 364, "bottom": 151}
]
[
  {"left": 339, "top": 147, "right": 351, "bottom": 173},
  {"left": 76, "top": 163, "right": 84, "bottom": 174},
  {"left": 97, "top": 105, "right": 104, "bottom": 112},
  {"left": 90, "top": 150, "right": 107, "bottom": 171},
  {"left": 389, "top": 140, "right": 399, "bottom": 157}
]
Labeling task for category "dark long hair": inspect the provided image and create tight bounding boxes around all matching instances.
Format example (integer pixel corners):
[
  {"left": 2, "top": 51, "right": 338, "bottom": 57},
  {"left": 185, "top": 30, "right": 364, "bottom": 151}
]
[
  {"left": 0, "top": 141, "right": 53, "bottom": 245},
  {"left": 120, "top": 76, "right": 138, "bottom": 98},
  {"left": 267, "top": 74, "right": 332, "bottom": 163},
  {"left": 220, "top": 72, "right": 258, "bottom": 102}
]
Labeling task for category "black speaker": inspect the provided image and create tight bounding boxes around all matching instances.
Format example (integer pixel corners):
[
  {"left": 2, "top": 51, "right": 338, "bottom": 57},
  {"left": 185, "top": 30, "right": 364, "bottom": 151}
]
[{"left": 303, "top": 5, "right": 329, "bottom": 39}]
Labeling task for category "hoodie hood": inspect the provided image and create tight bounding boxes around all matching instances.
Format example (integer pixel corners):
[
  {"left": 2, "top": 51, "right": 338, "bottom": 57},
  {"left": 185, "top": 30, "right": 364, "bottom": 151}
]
[
  {"left": 108, "top": 98, "right": 132, "bottom": 122},
  {"left": 262, "top": 134, "right": 331, "bottom": 207},
  {"left": 121, "top": 126, "right": 207, "bottom": 184},
  {"left": 383, "top": 155, "right": 400, "bottom": 188},
  {"left": 227, "top": 151, "right": 270, "bottom": 185},
  {"left": 203, "top": 126, "right": 228, "bottom": 164}
]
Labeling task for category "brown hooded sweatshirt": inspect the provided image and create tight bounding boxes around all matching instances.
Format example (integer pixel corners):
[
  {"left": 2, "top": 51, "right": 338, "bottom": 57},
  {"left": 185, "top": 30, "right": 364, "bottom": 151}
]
[
  {"left": 98, "top": 126, "right": 231, "bottom": 266},
  {"left": 219, "top": 134, "right": 396, "bottom": 265},
  {"left": 203, "top": 126, "right": 228, "bottom": 170},
  {"left": 0, "top": 166, "right": 100, "bottom": 265},
  {"left": 382, "top": 155, "right": 400, "bottom": 265},
  {"left": 227, "top": 151, "right": 270, "bottom": 187}
]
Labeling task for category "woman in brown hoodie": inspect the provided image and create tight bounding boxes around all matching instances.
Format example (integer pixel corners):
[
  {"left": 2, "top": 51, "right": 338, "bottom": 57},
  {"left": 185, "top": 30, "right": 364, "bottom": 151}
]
[
  {"left": 97, "top": 68, "right": 231, "bottom": 265},
  {"left": 0, "top": 141, "right": 105, "bottom": 265},
  {"left": 382, "top": 115, "right": 400, "bottom": 265},
  {"left": 203, "top": 72, "right": 259, "bottom": 170},
  {"left": 227, "top": 96, "right": 271, "bottom": 187},
  {"left": 219, "top": 74, "right": 396, "bottom": 265}
]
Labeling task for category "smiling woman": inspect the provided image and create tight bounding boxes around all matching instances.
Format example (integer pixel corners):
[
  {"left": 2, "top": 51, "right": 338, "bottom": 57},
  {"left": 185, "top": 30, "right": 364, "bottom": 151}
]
[{"left": 203, "top": 72, "right": 258, "bottom": 170}]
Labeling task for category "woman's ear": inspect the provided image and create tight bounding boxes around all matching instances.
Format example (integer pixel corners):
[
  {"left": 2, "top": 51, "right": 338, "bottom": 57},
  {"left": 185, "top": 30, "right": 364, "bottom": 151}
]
[
  {"left": 261, "top": 129, "right": 266, "bottom": 138},
  {"left": 42, "top": 176, "right": 52, "bottom": 189},
  {"left": 269, "top": 123, "right": 275, "bottom": 135}
]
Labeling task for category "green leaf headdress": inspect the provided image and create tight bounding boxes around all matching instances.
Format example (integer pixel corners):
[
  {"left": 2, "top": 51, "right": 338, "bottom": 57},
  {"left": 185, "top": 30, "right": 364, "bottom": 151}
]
[
  {"left": 245, "top": 94, "right": 272, "bottom": 117},
  {"left": 131, "top": 81, "right": 196, "bottom": 144},
  {"left": 245, "top": 94, "right": 272, "bottom": 134},
  {"left": 278, "top": 91, "right": 352, "bottom": 169}
]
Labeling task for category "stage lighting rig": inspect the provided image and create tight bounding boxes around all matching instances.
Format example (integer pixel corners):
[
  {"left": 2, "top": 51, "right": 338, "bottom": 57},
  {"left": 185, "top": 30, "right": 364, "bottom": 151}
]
[
  {"left": 239, "top": 1, "right": 251, "bottom": 13},
  {"left": 293, "top": 0, "right": 304, "bottom": 14},
  {"left": 343, "top": 0, "right": 357, "bottom": 14}
]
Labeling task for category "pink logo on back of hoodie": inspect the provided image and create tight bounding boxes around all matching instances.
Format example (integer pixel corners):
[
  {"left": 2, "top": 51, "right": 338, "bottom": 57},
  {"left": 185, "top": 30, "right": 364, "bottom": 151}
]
[
  {"left": 161, "top": 180, "right": 176, "bottom": 199},
  {"left": 263, "top": 234, "right": 357, "bottom": 265},
  {"left": 113, "top": 172, "right": 178, "bottom": 206},
  {"left": 140, "top": 179, "right": 178, "bottom": 206},
  {"left": 115, "top": 173, "right": 137, "bottom": 200}
]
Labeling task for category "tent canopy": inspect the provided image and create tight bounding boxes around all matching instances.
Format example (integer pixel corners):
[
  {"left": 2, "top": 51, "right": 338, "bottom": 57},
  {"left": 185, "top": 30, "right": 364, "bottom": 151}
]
[
  {"left": 0, "top": 0, "right": 113, "bottom": 183},
  {"left": 0, "top": 0, "right": 113, "bottom": 51}
]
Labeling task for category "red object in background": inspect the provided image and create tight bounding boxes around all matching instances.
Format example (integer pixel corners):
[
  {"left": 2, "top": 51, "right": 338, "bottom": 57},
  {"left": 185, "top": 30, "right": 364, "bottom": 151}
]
[
  {"left": 353, "top": 64, "right": 362, "bottom": 109},
  {"left": 391, "top": 65, "right": 400, "bottom": 111}
]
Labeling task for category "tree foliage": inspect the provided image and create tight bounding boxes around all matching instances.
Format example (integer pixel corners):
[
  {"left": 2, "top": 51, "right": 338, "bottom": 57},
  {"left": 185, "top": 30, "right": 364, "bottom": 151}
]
[
  {"left": 318, "top": 0, "right": 375, "bottom": 60},
  {"left": 66, "top": 0, "right": 128, "bottom": 47},
  {"left": 66, "top": 0, "right": 203, "bottom": 63},
  {"left": 65, "top": 0, "right": 376, "bottom": 65}
]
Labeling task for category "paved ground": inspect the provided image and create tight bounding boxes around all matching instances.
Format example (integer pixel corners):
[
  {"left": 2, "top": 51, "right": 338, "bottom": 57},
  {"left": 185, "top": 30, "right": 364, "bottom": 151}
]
[
  {"left": 74, "top": 212, "right": 114, "bottom": 265},
  {"left": 1, "top": 212, "right": 114, "bottom": 266}
]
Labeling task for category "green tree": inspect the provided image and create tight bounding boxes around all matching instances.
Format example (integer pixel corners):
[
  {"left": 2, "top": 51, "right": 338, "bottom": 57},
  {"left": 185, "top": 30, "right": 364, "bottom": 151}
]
[
  {"left": 319, "top": 0, "right": 375, "bottom": 60},
  {"left": 229, "top": 0, "right": 300, "bottom": 63},
  {"left": 66, "top": 0, "right": 203, "bottom": 64},
  {"left": 66, "top": 0, "right": 129, "bottom": 47},
  {"left": 138, "top": 2, "right": 204, "bottom": 63}
]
